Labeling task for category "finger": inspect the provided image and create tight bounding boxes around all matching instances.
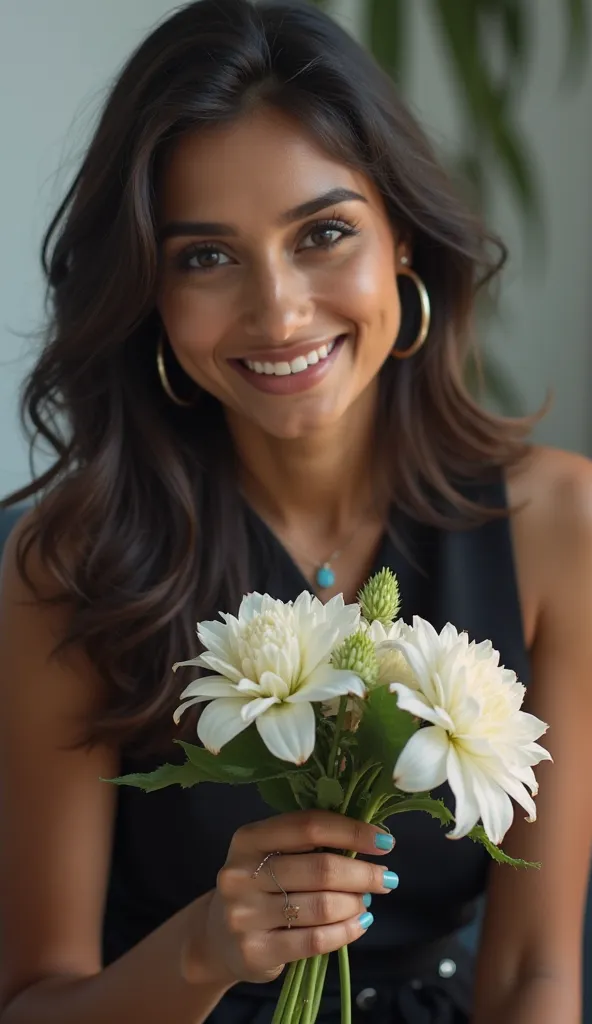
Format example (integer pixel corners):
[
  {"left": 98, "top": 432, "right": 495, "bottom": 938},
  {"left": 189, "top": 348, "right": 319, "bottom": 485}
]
[
  {"left": 231, "top": 810, "right": 394, "bottom": 859},
  {"left": 241, "top": 891, "right": 369, "bottom": 931},
  {"left": 253, "top": 851, "right": 393, "bottom": 896},
  {"left": 263, "top": 910, "right": 374, "bottom": 966}
]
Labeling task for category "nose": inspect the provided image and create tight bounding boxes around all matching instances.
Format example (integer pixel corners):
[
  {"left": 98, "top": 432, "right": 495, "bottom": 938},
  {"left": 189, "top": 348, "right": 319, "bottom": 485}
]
[{"left": 241, "top": 260, "right": 314, "bottom": 342}]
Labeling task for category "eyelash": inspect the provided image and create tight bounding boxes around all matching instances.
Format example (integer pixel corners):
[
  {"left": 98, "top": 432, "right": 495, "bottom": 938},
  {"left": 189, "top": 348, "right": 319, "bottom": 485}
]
[{"left": 174, "top": 217, "right": 360, "bottom": 273}]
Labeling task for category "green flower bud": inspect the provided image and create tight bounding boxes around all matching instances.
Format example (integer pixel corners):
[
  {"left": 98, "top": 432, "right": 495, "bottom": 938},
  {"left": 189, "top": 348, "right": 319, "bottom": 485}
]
[
  {"left": 331, "top": 630, "right": 379, "bottom": 688},
  {"left": 358, "top": 568, "right": 401, "bottom": 625}
]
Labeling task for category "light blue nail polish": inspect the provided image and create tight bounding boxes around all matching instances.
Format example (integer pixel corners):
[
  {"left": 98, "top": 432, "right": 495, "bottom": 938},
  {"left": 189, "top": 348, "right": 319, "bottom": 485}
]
[
  {"left": 362, "top": 893, "right": 372, "bottom": 908},
  {"left": 382, "top": 871, "right": 400, "bottom": 890},
  {"left": 359, "top": 912, "right": 374, "bottom": 929},
  {"left": 374, "top": 832, "right": 394, "bottom": 851}
]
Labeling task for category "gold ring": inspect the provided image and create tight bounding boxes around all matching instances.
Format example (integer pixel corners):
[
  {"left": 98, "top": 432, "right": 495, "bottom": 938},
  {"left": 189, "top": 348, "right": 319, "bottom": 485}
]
[{"left": 252, "top": 852, "right": 301, "bottom": 929}]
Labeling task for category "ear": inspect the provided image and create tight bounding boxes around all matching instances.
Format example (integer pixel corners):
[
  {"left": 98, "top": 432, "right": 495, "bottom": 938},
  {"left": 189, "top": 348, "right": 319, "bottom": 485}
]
[{"left": 395, "top": 238, "right": 413, "bottom": 268}]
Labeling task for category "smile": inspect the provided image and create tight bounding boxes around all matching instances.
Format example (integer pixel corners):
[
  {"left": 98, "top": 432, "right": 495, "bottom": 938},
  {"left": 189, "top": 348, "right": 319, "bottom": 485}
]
[
  {"left": 231, "top": 334, "right": 348, "bottom": 396},
  {"left": 241, "top": 339, "right": 337, "bottom": 377}
]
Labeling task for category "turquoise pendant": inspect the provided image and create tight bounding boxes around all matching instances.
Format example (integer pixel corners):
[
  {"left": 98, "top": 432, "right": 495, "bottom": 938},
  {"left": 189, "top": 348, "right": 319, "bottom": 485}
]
[{"left": 316, "top": 563, "right": 336, "bottom": 589}]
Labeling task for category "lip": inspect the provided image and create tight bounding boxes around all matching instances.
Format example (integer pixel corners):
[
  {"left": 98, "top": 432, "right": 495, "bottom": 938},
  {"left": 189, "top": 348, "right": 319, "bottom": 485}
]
[{"left": 230, "top": 334, "right": 347, "bottom": 395}]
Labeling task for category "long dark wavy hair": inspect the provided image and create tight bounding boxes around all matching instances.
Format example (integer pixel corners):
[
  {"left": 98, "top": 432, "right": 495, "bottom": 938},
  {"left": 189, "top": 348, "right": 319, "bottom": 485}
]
[{"left": 3, "top": 0, "right": 531, "bottom": 753}]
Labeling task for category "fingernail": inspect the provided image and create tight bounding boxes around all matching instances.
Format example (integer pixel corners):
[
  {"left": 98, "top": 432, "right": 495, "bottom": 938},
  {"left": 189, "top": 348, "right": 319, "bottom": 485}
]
[
  {"left": 362, "top": 893, "right": 372, "bottom": 908},
  {"left": 382, "top": 871, "right": 400, "bottom": 890},
  {"left": 374, "top": 832, "right": 394, "bottom": 851},
  {"left": 359, "top": 912, "right": 374, "bottom": 929}
]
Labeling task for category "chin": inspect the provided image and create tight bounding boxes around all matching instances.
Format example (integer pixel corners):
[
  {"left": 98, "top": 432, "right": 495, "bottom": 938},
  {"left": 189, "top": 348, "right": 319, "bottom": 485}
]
[{"left": 252, "top": 408, "right": 343, "bottom": 440}]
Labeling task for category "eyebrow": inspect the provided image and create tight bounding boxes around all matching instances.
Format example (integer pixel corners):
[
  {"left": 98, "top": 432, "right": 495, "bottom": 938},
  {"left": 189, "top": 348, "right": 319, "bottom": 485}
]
[{"left": 159, "top": 187, "right": 368, "bottom": 241}]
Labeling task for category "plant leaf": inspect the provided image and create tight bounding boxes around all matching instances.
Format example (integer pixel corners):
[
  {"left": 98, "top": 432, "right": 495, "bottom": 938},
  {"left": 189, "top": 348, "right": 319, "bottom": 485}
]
[
  {"left": 468, "top": 825, "right": 540, "bottom": 869},
  {"left": 315, "top": 776, "right": 344, "bottom": 810},
  {"left": 383, "top": 796, "right": 539, "bottom": 869},
  {"left": 355, "top": 686, "right": 419, "bottom": 796},
  {"left": 369, "top": 0, "right": 408, "bottom": 83},
  {"left": 258, "top": 777, "right": 303, "bottom": 813},
  {"left": 106, "top": 760, "right": 207, "bottom": 793},
  {"left": 431, "top": 0, "right": 540, "bottom": 223},
  {"left": 563, "top": 0, "right": 590, "bottom": 84}
]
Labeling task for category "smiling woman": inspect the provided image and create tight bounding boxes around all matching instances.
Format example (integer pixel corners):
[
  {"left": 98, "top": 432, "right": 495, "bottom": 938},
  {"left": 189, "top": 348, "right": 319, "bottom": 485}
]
[{"left": 0, "top": 1, "right": 591, "bottom": 1023}]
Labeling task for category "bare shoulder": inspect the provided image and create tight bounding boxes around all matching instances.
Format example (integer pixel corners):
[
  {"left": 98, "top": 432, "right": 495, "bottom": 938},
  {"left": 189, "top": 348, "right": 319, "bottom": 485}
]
[
  {"left": 506, "top": 445, "right": 592, "bottom": 647},
  {"left": 0, "top": 508, "right": 119, "bottom": 1007},
  {"left": 508, "top": 443, "right": 592, "bottom": 525}
]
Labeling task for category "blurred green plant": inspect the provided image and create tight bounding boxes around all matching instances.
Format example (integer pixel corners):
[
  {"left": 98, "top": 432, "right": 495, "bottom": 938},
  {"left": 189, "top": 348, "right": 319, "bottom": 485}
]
[{"left": 308, "top": 0, "right": 590, "bottom": 413}]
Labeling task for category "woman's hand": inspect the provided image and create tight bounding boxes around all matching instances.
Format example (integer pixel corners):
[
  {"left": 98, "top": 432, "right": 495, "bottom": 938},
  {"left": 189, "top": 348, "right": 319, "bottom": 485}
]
[{"left": 202, "top": 810, "right": 398, "bottom": 985}]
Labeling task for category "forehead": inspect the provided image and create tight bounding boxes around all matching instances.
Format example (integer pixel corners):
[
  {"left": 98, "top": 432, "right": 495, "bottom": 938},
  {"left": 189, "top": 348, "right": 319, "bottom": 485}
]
[{"left": 157, "top": 106, "right": 381, "bottom": 222}]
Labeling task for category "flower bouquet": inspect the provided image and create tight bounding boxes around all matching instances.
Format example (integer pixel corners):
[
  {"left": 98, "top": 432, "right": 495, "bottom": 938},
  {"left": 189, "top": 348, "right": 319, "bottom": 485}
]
[{"left": 111, "top": 570, "right": 550, "bottom": 1024}]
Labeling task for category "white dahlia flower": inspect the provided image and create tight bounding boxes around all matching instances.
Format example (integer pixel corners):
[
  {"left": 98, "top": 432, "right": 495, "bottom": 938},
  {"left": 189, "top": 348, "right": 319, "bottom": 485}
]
[
  {"left": 386, "top": 617, "right": 551, "bottom": 844},
  {"left": 173, "top": 592, "right": 364, "bottom": 764}
]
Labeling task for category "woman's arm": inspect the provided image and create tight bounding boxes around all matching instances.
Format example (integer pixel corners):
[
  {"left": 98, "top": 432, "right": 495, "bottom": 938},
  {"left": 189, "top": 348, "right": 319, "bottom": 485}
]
[
  {"left": 472, "top": 448, "right": 592, "bottom": 1024},
  {"left": 0, "top": 522, "right": 233, "bottom": 1024}
]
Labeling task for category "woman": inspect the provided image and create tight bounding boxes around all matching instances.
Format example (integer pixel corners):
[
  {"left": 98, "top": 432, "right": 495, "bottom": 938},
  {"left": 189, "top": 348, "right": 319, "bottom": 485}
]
[{"left": 0, "top": 1, "right": 590, "bottom": 1021}]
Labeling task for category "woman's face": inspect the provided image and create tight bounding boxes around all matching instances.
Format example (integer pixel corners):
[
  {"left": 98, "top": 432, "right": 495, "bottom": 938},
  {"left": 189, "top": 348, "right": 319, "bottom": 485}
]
[{"left": 157, "top": 106, "right": 407, "bottom": 439}]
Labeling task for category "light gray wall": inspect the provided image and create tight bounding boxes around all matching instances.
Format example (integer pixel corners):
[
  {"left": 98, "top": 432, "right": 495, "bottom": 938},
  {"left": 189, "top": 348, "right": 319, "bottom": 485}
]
[{"left": 1, "top": 0, "right": 591, "bottom": 497}]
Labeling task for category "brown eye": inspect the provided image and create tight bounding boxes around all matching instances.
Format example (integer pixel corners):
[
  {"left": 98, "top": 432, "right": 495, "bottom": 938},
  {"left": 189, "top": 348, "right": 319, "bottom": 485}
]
[
  {"left": 299, "top": 219, "right": 359, "bottom": 252},
  {"left": 177, "top": 245, "right": 233, "bottom": 272}
]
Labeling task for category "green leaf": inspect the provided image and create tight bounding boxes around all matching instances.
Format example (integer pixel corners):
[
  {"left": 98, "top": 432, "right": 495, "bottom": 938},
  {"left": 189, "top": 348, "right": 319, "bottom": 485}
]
[
  {"left": 383, "top": 797, "right": 539, "bottom": 869},
  {"left": 258, "top": 777, "right": 303, "bottom": 813},
  {"left": 106, "top": 760, "right": 205, "bottom": 793},
  {"left": 468, "top": 825, "right": 540, "bottom": 869},
  {"left": 355, "top": 685, "right": 419, "bottom": 795},
  {"left": 315, "top": 776, "right": 344, "bottom": 810},
  {"left": 563, "top": 0, "right": 590, "bottom": 84},
  {"left": 369, "top": 0, "right": 408, "bottom": 82},
  {"left": 386, "top": 795, "right": 455, "bottom": 825},
  {"left": 431, "top": 0, "right": 540, "bottom": 224}
]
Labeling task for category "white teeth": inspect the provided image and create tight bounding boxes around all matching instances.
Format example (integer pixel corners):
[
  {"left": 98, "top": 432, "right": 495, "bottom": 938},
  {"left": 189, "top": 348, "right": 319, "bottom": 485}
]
[{"left": 243, "top": 337, "right": 342, "bottom": 377}]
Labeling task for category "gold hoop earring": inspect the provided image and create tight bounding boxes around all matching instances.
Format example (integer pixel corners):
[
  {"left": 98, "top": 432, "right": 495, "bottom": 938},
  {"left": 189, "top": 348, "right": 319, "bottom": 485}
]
[
  {"left": 156, "top": 336, "right": 194, "bottom": 407},
  {"left": 392, "top": 259, "right": 431, "bottom": 360}
]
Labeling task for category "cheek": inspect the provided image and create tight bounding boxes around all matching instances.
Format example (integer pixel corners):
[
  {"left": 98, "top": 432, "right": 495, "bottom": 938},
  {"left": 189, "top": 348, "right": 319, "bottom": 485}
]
[
  {"left": 334, "top": 245, "right": 401, "bottom": 349},
  {"left": 157, "top": 283, "right": 227, "bottom": 372}
]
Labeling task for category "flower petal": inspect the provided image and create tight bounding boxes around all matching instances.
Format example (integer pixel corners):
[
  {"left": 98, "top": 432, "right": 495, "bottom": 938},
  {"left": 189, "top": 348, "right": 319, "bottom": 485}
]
[
  {"left": 390, "top": 683, "right": 454, "bottom": 730},
  {"left": 288, "top": 665, "right": 366, "bottom": 703},
  {"left": 240, "top": 695, "right": 280, "bottom": 724},
  {"left": 469, "top": 764, "right": 515, "bottom": 844},
  {"left": 393, "top": 726, "right": 450, "bottom": 792},
  {"left": 196, "top": 697, "right": 252, "bottom": 753},
  {"left": 195, "top": 619, "right": 235, "bottom": 661},
  {"left": 198, "top": 653, "right": 243, "bottom": 683},
  {"left": 299, "top": 622, "right": 342, "bottom": 678},
  {"left": 173, "top": 695, "right": 211, "bottom": 724},
  {"left": 179, "top": 677, "right": 238, "bottom": 700},
  {"left": 446, "top": 745, "right": 481, "bottom": 839},
  {"left": 257, "top": 670, "right": 291, "bottom": 700},
  {"left": 256, "top": 701, "right": 316, "bottom": 764}
]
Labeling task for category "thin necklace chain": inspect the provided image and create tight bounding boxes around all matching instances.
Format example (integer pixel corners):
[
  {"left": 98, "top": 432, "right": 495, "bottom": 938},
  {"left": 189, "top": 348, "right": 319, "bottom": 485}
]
[{"left": 271, "top": 511, "right": 378, "bottom": 591}]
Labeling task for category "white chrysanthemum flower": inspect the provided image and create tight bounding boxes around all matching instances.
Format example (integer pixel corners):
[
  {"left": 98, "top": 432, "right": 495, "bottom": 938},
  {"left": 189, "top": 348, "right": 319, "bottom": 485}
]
[
  {"left": 173, "top": 592, "right": 364, "bottom": 765},
  {"left": 362, "top": 619, "right": 416, "bottom": 688},
  {"left": 387, "top": 616, "right": 551, "bottom": 844}
]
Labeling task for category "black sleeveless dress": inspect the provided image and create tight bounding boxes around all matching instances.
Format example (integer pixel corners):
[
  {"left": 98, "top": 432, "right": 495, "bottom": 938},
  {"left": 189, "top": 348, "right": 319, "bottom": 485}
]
[{"left": 103, "top": 476, "right": 530, "bottom": 1023}]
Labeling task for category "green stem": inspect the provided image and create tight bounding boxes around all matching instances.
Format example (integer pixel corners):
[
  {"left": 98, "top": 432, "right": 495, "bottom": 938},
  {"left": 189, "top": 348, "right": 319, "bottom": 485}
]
[
  {"left": 282, "top": 958, "right": 307, "bottom": 1023},
  {"left": 338, "top": 769, "right": 362, "bottom": 815},
  {"left": 300, "top": 955, "right": 322, "bottom": 1024},
  {"left": 363, "top": 792, "right": 389, "bottom": 825},
  {"left": 272, "top": 960, "right": 298, "bottom": 1024},
  {"left": 338, "top": 945, "right": 352, "bottom": 1024},
  {"left": 327, "top": 696, "right": 348, "bottom": 778},
  {"left": 310, "top": 954, "right": 330, "bottom": 1023}
]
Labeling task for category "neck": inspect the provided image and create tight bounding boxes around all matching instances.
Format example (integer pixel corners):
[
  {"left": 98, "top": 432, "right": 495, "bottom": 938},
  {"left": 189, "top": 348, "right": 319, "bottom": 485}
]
[{"left": 226, "top": 388, "right": 384, "bottom": 537}]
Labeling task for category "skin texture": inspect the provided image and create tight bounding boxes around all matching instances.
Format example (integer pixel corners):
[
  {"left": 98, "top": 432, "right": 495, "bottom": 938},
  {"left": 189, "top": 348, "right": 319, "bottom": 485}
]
[{"left": 0, "top": 108, "right": 591, "bottom": 1024}]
